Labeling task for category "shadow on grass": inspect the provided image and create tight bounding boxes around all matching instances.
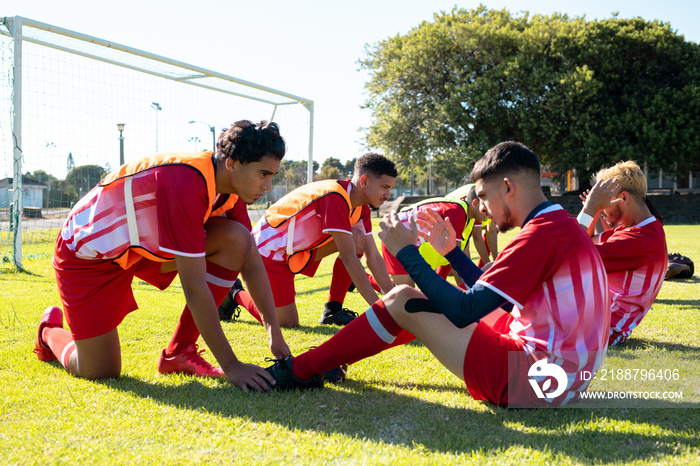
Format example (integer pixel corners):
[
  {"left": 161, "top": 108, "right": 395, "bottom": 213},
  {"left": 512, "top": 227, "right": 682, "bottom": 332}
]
[
  {"left": 229, "top": 318, "right": 425, "bottom": 347},
  {"left": 93, "top": 374, "right": 700, "bottom": 464},
  {"left": 609, "top": 337, "right": 700, "bottom": 353}
]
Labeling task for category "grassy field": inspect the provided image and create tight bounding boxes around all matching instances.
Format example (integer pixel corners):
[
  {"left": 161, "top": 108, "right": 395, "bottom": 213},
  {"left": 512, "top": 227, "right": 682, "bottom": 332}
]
[{"left": 1, "top": 223, "right": 698, "bottom": 465}]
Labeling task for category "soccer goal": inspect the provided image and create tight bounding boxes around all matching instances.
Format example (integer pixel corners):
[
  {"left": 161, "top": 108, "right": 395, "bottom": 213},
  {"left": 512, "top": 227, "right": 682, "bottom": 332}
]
[{"left": 0, "top": 16, "right": 314, "bottom": 269}]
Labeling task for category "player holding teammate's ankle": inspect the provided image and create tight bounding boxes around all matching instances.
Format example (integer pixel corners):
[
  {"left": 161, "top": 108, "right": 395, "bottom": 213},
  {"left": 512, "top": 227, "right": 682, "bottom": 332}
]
[{"left": 34, "top": 120, "right": 290, "bottom": 392}]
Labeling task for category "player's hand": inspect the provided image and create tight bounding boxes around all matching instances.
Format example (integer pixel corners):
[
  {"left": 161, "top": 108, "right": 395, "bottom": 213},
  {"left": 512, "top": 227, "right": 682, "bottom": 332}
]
[
  {"left": 225, "top": 361, "right": 276, "bottom": 393},
  {"left": 583, "top": 178, "right": 622, "bottom": 214},
  {"left": 415, "top": 208, "right": 457, "bottom": 256},
  {"left": 378, "top": 210, "right": 419, "bottom": 256},
  {"left": 269, "top": 337, "right": 292, "bottom": 360},
  {"left": 579, "top": 189, "right": 590, "bottom": 204}
]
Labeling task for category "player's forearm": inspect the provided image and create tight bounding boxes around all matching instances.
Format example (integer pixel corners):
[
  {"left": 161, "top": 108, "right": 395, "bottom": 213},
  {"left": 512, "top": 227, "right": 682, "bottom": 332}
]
[
  {"left": 472, "top": 228, "right": 489, "bottom": 264},
  {"left": 365, "top": 252, "right": 394, "bottom": 293},
  {"left": 341, "top": 254, "right": 380, "bottom": 305},
  {"left": 240, "top": 251, "right": 286, "bottom": 338}
]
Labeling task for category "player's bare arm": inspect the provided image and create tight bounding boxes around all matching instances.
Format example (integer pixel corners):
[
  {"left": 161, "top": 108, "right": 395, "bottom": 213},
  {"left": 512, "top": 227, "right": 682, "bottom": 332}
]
[
  {"left": 175, "top": 254, "right": 275, "bottom": 393},
  {"left": 332, "top": 231, "right": 381, "bottom": 306},
  {"left": 362, "top": 233, "right": 395, "bottom": 293},
  {"left": 239, "top": 242, "right": 291, "bottom": 359}
]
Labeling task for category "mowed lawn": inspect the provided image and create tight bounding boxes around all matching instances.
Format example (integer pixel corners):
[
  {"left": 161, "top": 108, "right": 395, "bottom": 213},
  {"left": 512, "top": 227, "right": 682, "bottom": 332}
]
[{"left": 1, "top": 222, "right": 698, "bottom": 465}]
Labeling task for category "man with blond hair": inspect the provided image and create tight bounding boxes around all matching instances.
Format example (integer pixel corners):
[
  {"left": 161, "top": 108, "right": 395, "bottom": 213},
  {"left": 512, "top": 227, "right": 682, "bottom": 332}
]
[{"left": 577, "top": 161, "right": 668, "bottom": 346}]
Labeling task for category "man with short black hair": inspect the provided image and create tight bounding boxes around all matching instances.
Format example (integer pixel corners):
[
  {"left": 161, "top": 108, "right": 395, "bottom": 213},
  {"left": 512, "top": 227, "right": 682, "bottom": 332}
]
[
  {"left": 264, "top": 141, "right": 610, "bottom": 407},
  {"left": 224, "top": 153, "right": 397, "bottom": 328}
]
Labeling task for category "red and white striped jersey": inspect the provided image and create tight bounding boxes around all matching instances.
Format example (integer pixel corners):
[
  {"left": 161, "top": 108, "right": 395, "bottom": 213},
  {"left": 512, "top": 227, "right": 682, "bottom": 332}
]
[
  {"left": 58, "top": 154, "right": 247, "bottom": 269},
  {"left": 596, "top": 217, "right": 667, "bottom": 345},
  {"left": 477, "top": 205, "right": 610, "bottom": 403},
  {"left": 253, "top": 180, "right": 371, "bottom": 262}
]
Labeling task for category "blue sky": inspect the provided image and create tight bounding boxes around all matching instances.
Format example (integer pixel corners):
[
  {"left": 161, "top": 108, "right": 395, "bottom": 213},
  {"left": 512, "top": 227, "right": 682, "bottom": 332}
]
[{"left": 4, "top": 0, "right": 699, "bottom": 163}]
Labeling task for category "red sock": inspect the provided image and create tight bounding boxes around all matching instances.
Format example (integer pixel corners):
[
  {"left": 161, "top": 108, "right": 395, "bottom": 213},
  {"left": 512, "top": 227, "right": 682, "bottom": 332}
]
[
  {"left": 165, "top": 262, "right": 237, "bottom": 355},
  {"left": 367, "top": 273, "right": 381, "bottom": 292},
  {"left": 234, "top": 290, "right": 263, "bottom": 323},
  {"left": 42, "top": 327, "right": 76, "bottom": 370},
  {"left": 436, "top": 265, "right": 451, "bottom": 279},
  {"left": 328, "top": 256, "right": 355, "bottom": 303},
  {"left": 292, "top": 300, "right": 412, "bottom": 380}
]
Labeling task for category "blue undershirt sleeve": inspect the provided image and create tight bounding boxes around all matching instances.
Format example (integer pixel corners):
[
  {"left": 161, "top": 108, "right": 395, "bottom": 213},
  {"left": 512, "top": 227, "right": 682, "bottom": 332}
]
[
  {"left": 444, "top": 245, "right": 483, "bottom": 287},
  {"left": 395, "top": 245, "right": 507, "bottom": 328}
]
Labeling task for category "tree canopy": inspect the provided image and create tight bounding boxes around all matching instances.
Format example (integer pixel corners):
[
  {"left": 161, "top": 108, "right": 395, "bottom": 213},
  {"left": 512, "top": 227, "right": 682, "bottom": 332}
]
[{"left": 360, "top": 5, "right": 700, "bottom": 184}]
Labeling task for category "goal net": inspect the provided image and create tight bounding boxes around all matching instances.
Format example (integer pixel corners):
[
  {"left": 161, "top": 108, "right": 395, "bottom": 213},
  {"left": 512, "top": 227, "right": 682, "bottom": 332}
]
[{"left": 0, "top": 16, "right": 313, "bottom": 269}]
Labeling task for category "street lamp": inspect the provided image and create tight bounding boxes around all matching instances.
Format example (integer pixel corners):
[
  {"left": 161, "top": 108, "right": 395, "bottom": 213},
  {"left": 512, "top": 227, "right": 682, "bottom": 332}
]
[
  {"left": 151, "top": 102, "right": 162, "bottom": 151},
  {"left": 117, "top": 123, "right": 125, "bottom": 165},
  {"left": 189, "top": 120, "right": 216, "bottom": 151},
  {"left": 188, "top": 136, "right": 201, "bottom": 152}
]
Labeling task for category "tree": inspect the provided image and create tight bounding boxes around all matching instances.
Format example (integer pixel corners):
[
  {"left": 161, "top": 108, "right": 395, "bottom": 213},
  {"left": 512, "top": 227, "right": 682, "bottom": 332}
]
[
  {"left": 66, "top": 165, "right": 106, "bottom": 199},
  {"left": 344, "top": 158, "right": 356, "bottom": 178},
  {"left": 361, "top": 6, "right": 700, "bottom": 184},
  {"left": 274, "top": 160, "right": 318, "bottom": 191},
  {"left": 319, "top": 157, "right": 344, "bottom": 180}
]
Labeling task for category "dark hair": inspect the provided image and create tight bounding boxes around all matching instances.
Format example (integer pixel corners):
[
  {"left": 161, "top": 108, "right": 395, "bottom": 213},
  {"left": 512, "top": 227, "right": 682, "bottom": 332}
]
[
  {"left": 466, "top": 185, "right": 478, "bottom": 205},
  {"left": 470, "top": 141, "right": 540, "bottom": 183},
  {"left": 646, "top": 196, "right": 665, "bottom": 225},
  {"left": 354, "top": 152, "right": 398, "bottom": 178},
  {"left": 216, "top": 120, "right": 286, "bottom": 164}
]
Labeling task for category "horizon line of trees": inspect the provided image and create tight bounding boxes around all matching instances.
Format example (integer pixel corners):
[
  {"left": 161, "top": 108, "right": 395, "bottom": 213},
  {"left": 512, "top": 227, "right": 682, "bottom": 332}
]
[{"left": 360, "top": 5, "right": 700, "bottom": 189}]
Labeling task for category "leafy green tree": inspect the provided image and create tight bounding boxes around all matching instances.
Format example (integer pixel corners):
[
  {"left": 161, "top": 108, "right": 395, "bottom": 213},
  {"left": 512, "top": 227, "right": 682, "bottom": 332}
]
[
  {"left": 319, "top": 157, "right": 344, "bottom": 179},
  {"left": 361, "top": 6, "right": 700, "bottom": 184},
  {"left": 344, "top": 158, "right": 356, "bottom": 178},
  {"left": 66, "top": 165, "right": 106, "bottom": 198}
]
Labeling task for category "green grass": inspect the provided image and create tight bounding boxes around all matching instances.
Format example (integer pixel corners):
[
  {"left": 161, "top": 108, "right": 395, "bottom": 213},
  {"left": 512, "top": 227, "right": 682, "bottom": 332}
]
[{"left": 1, "top": 223, "right": 699, "bottom": 465}]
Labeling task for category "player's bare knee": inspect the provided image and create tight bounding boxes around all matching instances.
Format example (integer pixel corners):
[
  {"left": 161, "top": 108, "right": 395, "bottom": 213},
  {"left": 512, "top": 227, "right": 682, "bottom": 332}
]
[
  {"left": 384, "top": 285, "right": 423, "bottom": 315},
  {"left": 205, "top": 218, "right": 252, "bottom": 263}
]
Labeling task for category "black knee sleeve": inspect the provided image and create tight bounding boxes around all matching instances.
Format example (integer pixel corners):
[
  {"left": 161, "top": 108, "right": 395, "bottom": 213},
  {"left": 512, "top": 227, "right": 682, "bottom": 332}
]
[{"left": 404, "top": 298, "right": 440, "bottom": 314}]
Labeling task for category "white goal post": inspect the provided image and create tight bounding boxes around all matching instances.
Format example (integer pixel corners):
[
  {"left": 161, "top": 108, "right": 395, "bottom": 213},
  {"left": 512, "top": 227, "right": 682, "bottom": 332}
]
[{"left": 0, "top": 16, "right": 314, "bottom": 269}]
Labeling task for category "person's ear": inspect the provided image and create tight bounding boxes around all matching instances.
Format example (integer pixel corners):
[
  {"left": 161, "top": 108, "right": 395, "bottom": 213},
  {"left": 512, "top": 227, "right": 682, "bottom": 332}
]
[
  {"left": 359, "top": 173, "right": 368, "bottom": 188},
  {"left": 503, "top": 178, "right": 513, "bottom": 195},
  {"left": 225, "top": 158, "right": 236, "bottom": 172}
]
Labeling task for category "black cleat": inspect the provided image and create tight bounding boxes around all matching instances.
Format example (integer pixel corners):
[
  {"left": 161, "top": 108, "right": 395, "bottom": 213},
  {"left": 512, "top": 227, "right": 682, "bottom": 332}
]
[
  {"left": 264, "top": 356, "right": 324, "bottom": 391},
  {"left": 323, "top": 364, "right": 348, "bottom": 384},
  {"left": 218, "top": 278, "right": 244, "bottom": 321},
  {"left": 320, "top": 301, "right": 358, "bottom": 326}
]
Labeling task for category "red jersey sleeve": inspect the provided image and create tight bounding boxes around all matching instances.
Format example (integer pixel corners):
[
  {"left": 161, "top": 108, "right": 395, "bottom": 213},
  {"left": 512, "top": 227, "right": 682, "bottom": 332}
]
[
  {"left": 360, "top": 205, "right": 372, "bottom": 233},
  {"left": 596, "top": 223, "right": 664, "bottom": 273},
  {"left": 156, "top": 166, "right": 209, "bottom": 257},
  {"left": 316, "top": 192, "right": 353, "bottom": 234}
]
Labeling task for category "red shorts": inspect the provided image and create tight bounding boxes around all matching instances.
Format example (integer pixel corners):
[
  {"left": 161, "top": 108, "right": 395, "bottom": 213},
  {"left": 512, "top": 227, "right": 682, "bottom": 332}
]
[
  {"left": 463, "top": 313, "right": 538, "bottom": 407},
  {"left": 53, "top": 236, "right": 178, "bottom": 340},
  {"left": 262, "top": 251, "right": 321, "bottom": 307},
  {"left": 381, "top": 243, "right": 406, "bottom": 276}
]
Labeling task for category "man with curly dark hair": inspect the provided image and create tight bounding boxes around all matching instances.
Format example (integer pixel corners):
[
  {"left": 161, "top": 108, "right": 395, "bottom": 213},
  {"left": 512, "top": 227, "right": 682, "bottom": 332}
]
[{"left": 34, "top": 120, "right": 289, "bottom": 392}]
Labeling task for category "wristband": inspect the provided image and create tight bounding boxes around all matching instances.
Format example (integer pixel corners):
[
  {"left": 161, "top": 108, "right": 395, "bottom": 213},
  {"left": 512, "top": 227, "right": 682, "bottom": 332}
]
[{"left": 576, "top": 211, "right": 594, "bottom": 228}]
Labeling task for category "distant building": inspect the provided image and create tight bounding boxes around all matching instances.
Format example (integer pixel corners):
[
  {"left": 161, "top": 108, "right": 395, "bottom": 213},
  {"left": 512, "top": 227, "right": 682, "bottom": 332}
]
[{"left": 0, "top": 177, "right": 47, "bottom": 211}]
